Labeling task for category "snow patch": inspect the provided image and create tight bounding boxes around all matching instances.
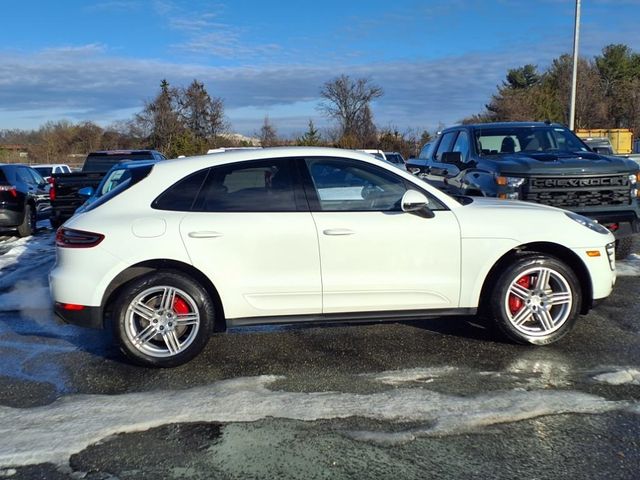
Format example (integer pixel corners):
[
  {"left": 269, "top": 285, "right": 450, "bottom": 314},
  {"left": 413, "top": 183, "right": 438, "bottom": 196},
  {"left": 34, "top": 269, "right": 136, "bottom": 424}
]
[
  {"left": 363, "top": 367, "right": 457, "bottom": 385},
  {"left": 593, "top": 368, "right": 640, "bottom": 386},
  {"left": 0, "top": 374, "right": 633, "bottom": 468},
  {"left": 616, "top": 253, "right": 640, "bottom": 276},
  {"left": 0, "top": 238, "right": 30, "bottom": 270}
]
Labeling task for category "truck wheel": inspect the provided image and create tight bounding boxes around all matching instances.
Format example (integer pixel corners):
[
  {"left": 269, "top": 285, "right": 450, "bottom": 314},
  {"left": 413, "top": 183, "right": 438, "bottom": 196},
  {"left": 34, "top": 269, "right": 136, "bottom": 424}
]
[
  {"left": 489, "top": 254, "right": 580, "bottom": 345},
  {"left": 16, "top": 204, "right": 35, "bottom": 237},
  {"left": 615, "top": 237, "right": 634, "bottom": 260},
  {"left": 111, "top": 270, "right": 215, "bottom": 367},
  {"left": 50, "top": 218, "right": 63, "bottom": 229}
]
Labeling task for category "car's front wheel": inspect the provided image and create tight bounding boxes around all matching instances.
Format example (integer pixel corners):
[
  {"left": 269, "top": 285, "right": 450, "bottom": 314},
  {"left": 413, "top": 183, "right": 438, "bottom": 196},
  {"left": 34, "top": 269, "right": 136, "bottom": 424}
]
[
  {"left": 489, "top": 254, "right": 581, "bottom": 345},
  {"left": 112, "top": 271, "right": 215, "bottom": 367}
]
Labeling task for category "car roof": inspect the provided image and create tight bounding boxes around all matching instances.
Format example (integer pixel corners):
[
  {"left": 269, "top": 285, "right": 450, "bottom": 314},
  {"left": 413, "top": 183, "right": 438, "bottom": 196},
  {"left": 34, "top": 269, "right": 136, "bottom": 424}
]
[
  {"left": 450, "top": 121, "right": 565, "bottom": 130},
  {"left": 107, "top": 159, "right": 160, "bottom": 169},
  {"left": 32, "top": 163, "right": 69, "bottom": 167},
  {"left": 89, "top": 149, "right": 160, "bottom": 155},
  {"left": 158, "top": 147, "right": 383, "bottom": 170}
]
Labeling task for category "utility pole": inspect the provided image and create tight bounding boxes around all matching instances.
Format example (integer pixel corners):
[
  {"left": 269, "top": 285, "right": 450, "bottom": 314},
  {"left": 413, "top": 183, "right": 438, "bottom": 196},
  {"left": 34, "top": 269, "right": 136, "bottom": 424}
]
[{"left": 569, "top": 0, "right": 581, "bottom": 130}]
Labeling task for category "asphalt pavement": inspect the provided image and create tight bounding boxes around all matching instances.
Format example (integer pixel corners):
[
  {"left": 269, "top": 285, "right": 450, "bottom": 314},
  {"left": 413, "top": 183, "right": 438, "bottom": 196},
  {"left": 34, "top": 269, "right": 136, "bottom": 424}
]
[{"left": 0, "top": 228, "right": 639, "bottom": 479}]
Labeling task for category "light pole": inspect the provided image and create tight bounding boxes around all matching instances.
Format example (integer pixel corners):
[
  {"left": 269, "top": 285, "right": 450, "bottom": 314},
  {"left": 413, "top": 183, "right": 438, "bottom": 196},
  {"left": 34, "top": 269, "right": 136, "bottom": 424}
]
[{"left": 569, "top": 0, "right": 581, "bottom": 131}]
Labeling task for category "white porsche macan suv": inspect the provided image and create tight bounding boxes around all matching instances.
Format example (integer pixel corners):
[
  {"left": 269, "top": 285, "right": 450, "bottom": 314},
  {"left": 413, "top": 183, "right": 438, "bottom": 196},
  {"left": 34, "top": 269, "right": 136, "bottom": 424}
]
[{"left": 50, "top": 148, "right": 617, "bottom": 367}]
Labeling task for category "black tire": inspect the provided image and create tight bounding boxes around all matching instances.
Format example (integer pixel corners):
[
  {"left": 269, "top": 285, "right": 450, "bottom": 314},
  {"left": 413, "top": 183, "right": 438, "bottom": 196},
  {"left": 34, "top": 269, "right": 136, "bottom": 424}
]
[
  {"left": 489, "top": 254, "right": 581, "bottom": 345},
  {"left": 16, "top": 204, "right": 35, "bottom": 237},
  {"left": 111, "top": 270, "right": 215, "bottom": 367},
  {"left": 50, "top": 217, "right": 63, "bottom": 229},
  {"left": 615, "top": 237, "right": 634, "bottom": 260}
]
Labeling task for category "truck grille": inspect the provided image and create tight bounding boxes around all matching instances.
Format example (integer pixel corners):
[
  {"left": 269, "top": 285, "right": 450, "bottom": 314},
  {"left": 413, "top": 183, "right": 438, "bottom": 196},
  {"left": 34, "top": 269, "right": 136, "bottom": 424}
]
[{"left": 523, "top": 175, "right": 631, "bottom": 208}]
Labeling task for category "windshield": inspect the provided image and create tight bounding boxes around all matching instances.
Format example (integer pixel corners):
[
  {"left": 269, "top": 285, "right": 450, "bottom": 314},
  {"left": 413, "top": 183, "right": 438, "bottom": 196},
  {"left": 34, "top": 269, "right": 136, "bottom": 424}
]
[
  {"left": 98, "top": 168, "right": 132, "bottom": 197},
  {"left": 475, "top": 126, "right": 589, "bottom": 157}
]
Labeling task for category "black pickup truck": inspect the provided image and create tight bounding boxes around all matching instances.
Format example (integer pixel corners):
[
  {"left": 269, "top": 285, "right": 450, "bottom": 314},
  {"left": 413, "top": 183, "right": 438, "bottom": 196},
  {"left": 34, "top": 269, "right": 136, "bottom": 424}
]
[
  {"left": 50, "top": 150, "right": 166, "bottom": 227},
  {"left": 407, "top": 122, "right": 640, "bottom": 258}
]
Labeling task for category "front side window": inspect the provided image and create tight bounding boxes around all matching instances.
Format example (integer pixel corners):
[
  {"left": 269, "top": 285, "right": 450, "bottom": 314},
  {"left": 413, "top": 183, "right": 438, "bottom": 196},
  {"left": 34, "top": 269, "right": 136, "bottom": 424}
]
[
  {"left": 194, "top": 159, "right": 297, "bottom": 212},
  {"left": 434, "top": 132, "right": 457, "bottom": 161},
  {"left": 452, "top": 131, "right": 470, "bottom": 161},
  {"left": 305, "top": 158, "right": 407, "bottom": 212}
]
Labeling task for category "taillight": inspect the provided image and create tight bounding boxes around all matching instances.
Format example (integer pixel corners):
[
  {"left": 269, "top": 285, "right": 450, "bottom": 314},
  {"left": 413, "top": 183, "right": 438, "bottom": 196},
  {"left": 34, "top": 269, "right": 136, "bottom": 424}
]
[
  {"left": 56, "top": 227, "right": 104, "bottom": 248},
  {"left": 0, "top": 185, "right": 17, "bottom": 198},
  {"left": 49, "top": 178, "right": 56, "bottom": 201}
]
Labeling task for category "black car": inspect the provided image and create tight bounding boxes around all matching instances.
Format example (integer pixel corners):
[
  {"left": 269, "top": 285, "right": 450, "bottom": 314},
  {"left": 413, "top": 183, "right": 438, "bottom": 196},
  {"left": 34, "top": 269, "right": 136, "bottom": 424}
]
[{"left": 0, "top": 164, "right": 51, "bottom": 237}]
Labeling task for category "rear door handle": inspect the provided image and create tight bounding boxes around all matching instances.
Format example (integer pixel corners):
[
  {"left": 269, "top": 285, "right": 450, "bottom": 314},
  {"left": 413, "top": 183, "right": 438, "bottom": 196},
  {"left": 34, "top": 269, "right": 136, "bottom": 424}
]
[
  {"left": 323, "top": 228, "right": 355, "bottom": 236},
  {"left": 188, "top": 231, "right": 223, "bottom": 238}
]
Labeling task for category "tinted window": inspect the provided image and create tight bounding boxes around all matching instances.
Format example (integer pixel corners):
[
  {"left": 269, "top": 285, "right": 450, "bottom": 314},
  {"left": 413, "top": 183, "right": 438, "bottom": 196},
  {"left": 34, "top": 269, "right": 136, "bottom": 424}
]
[
  {"left": 434, "top": 132, "right": 457, "bottom": 161},
  {"left": 26, "top": 168, "right": 45, "bottom": 185},
  {"left": 305, "top": 158, "right": 406, "bottom": 212},
  {"left": 16, "top": 167, "right": 35, "bottom": 185},
  {"left": 194, "top": 159, "right": 297, "bottom": 212},
  {"left": 0, "top": 168, "right": 7, "bottom": 183},
  {"left": 152, "top": 169, "right": 209, "bottom": 212},
  {"left": 34, "top": 166, "right": 53, "bottom": 177}
]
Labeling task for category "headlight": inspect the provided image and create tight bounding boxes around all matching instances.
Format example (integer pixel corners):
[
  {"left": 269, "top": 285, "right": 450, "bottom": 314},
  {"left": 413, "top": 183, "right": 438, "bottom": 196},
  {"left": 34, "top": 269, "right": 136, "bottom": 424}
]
[
  {"left": 565, "top": 212, "right": 610, "bottom": 235},
  {"left": 496, "top": 176, "right": 525, "bottom": 187}
]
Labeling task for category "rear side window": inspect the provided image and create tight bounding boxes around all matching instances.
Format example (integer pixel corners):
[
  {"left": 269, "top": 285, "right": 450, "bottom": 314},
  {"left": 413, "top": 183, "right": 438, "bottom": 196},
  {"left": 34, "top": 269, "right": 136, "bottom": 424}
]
[
  {"left": 194, "top": 159, "right": 298, "bottom": 212},
  {"left": 152, "top": 169, "right": 209, "bottom": 212}
]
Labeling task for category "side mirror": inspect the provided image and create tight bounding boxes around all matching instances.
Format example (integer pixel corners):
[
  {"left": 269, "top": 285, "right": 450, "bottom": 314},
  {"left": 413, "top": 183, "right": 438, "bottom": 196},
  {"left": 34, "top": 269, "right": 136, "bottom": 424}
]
[
  {"left": 78, "top": 186, "right": 95, "bottom": 199},
  {"left": 401, "top": 190, "right": 435, "bottom": 218},
  {"left": 441, "top": 151, "right": 463, "bottom": 165}
]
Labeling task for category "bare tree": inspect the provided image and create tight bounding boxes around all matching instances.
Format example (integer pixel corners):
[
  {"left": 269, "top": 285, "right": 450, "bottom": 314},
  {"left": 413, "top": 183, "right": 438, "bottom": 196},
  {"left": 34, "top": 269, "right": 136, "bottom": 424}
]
[
  {"left": 259, "top": 115, "right": 278, "bottom": 147},
  {"left": 135, "top": 79, "right": 184, "bottom": 156},
  {"left": 318, "top": 75, "right": 383, "bottom": 144},
  {"left": 180, "top": 79, "right": 227, "bottom": 141}
]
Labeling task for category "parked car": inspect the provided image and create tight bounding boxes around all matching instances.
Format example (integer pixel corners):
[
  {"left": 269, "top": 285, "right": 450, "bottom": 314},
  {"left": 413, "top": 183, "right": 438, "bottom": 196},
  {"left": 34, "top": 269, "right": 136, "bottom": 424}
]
[
  {"left": 51, "top": 147, "right": 616, "bottom": 367},
  {"left": 75, "top": 160, "right": 160, "bottom": 214},
  {"left": 0, "top": 164, "right": 51, "bottom": 237},
  {"left": 356, "top": 149, "right": 387, "bottom": 160},
  {"left": 406, "top": 142, "right": 434, "bottom": 175},
  {"left": 32, "top": 164, "right": 71, "bottom": 181},
  {"left": 408, "top": 122, "right": 640, "bottom": 259},
  {"left": 383, "top": 151, "right": 407, "bottom": 170},
  {"left": 582, "top": 137, "right": 615, "bottom": 155},
  {"left": 49, "top": 150, "right": 166, "bottom": 228}
]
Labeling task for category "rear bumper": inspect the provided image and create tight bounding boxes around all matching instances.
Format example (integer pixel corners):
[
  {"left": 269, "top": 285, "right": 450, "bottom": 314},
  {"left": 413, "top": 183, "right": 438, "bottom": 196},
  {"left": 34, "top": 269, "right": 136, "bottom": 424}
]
[
  {"left": 0, "top": 208, "right": 22, "bottom": 227},
  {"left": 54, "top": 303, "right": 104, "bottom": 329}
]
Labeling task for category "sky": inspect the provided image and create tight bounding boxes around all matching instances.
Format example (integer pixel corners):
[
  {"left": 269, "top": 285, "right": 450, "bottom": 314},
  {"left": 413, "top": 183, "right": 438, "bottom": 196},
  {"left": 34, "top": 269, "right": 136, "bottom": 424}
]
[{"left": 1, "top": 0, "right": 639, "bottom": 138}]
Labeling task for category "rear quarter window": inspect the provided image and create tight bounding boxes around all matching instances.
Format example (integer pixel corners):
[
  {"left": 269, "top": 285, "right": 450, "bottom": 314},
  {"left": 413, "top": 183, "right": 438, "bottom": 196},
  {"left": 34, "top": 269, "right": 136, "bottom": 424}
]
[{"left": 152, "top": 169, "right": 209, "bottom": 211}]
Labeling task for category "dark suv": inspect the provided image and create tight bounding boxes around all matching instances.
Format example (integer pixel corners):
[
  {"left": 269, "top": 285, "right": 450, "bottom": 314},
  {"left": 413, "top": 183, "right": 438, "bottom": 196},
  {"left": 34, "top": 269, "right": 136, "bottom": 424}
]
[
  {"left": 0, "top": 164, "right": 51, "bottom": 237},
  {"left": 409, "top": 122, "right": 640, "bottom": 258}
]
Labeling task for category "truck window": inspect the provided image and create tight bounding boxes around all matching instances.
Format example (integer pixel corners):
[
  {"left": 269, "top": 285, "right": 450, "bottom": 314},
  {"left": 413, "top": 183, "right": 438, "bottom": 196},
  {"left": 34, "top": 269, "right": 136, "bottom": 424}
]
[
  {"left": 434, "top": 132, "right": 457, "bottom": 161},
  {"left": 452, "top": 131, "right": 470, "bottom": 161}
]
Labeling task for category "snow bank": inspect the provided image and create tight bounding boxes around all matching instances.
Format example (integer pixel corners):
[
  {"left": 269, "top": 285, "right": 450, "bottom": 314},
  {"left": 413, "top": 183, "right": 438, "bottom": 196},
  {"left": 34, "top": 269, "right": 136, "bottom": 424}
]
[
  {"left": 0, "top": 373, "right": 634, "bottom": 468},
  {"left": 593, "top": 368, "right": 640, "bottom": 386}
]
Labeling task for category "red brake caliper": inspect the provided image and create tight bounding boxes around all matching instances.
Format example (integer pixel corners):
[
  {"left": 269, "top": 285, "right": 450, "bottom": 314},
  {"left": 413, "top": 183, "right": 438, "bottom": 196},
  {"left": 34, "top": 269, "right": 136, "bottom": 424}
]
[
  {"left": 509, "top": 275, "right": 531, "bottom": 314},
  {"left": 173, "top": 296, "right": 190, "bottom": 315}
]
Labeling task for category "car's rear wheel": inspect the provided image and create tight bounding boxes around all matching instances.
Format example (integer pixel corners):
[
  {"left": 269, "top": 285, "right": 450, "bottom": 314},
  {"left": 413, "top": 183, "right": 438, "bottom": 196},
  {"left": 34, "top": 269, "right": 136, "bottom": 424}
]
[
  {"left": 489, "top": 254, "right": 580, "bottom": 345},
  {"left": 16, "top": 204, "right": 35, "bottom": 237},
  {"left": 112, "top": 271, "right": 215, "bottom": 367}
]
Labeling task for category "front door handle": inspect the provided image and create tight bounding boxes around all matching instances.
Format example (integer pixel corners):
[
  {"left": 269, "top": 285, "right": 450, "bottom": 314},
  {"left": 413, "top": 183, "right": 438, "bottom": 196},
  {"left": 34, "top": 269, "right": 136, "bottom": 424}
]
[
  {"left": 323, "top": 228, "right": 355, "bottom": 236},
  {"left": 188, "top": 231, "right": 223, "bottom": 238}
]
